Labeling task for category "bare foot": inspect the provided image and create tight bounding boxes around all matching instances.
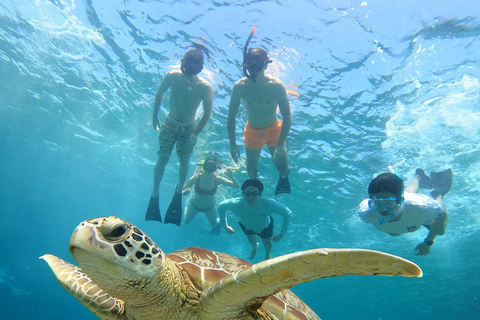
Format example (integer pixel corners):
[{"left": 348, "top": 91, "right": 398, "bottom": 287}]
[{"left": 249, "top": 242, "right": 259, "bottom": 260}]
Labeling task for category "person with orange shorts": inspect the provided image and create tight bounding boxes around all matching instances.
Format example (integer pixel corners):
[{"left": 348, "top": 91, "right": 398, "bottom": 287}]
[{"left": 227, "top": 38, "right": 291, "bottom": 195}]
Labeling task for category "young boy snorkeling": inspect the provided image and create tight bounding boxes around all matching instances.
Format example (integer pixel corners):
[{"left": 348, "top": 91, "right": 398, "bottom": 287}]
[
  {"left": 145, "top": 47, "right": 213, "bottom": 225},
  {"left": 227, "top": 28, "right": 292, "bottom": 195},
  {"left": 358, "top": 169, "right": 452, "bottom": 255}
]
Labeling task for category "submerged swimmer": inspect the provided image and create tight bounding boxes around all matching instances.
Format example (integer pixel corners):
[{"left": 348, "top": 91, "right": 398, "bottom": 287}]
[
  {"left": 227, "top": 29, "right": 292, "bottom": 195},
  {"left": 182, "top": 157, "right": 240, "bottom": 234},
  {"left": 146, "top": 48, "right": 213, "bottom": 225},
  {"left": 218, "top": 179, "right": 291, "bottom": 260},
  {"left": 358, "top": 169, "right": 452, "bottom": 255}
]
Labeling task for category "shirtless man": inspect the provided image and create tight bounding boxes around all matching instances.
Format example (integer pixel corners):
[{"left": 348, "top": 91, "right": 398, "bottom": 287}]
[
  {"left": 218, "top": 179, "right": 291, "bottom": 260},
  {"left": 146, "top": 48, "right": 213, "bottom": 225},
  {"left": 228, "top": 47, "right": 292, "bottom": 195}
]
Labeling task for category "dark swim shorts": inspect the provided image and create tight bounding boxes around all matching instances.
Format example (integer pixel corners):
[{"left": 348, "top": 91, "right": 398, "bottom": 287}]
[{"left": 239, "top": 216, "right": 274, "bottom": 239}]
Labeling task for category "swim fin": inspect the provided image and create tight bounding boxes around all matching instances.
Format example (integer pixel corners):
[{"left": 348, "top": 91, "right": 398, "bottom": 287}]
[
  {"left": 275, "top": 175, "right": 291, "bottom": 195},
  {"left": 209, "top": 223, "right": 221, "bottom": 235},
  {"left": 430, "top": 168, "right": 453, "bottom": 198},
  {"left": 164, "top": 191, "right": 182, "bottom": 226},
  {"left": 145, "top": 195, "right": 162, "bottom": 222},
  {"left": 415, "top": 168, "right": 433, "bottom": 189}
]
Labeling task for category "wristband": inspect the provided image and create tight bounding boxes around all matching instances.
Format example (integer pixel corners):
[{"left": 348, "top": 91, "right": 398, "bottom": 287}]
[{"left": 424, "top": 240, "right": 434, "bottom": 246}]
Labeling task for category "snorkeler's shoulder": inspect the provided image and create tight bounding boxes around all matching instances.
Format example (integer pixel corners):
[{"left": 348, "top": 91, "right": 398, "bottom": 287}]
[
  {"left": 265, "top": 75, "right": 285, "bottom": 87},
  {"left": 234, "top": 77, "right": 249, "bottom": 87},
  {"left": 196, "top": 75, "right": 213, "bottom": 88}
]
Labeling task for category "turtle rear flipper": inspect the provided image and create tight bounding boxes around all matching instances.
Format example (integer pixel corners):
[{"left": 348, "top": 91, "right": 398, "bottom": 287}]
[
  {"left": 198, "top": 248, "right": 422, "bottom": 320},
  {"left": 40, "top": 254, "right": 126, "bottom": 320}
]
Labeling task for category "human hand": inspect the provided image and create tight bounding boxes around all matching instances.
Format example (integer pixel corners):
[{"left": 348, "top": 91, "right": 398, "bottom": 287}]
[
  {"left": 415, "top": 242, "right": 431, "bottom": 256},
  {"left": 182, "top": 188, "right": 191, "bottom": 196},
  {"left": 225, "top": 226, "right": 235, "bottom": 234},
  {"left": 272, "top": 233, "right": 284, "bottom": 242},
  {"left": 230, "top": 145, "right": 240, "bottom": 163},
  {"left": 152, "top": 117, "right": 160, "bottom": 131},
  {"left": 190, "top": 133, "right": 198, "bottom": 144}
]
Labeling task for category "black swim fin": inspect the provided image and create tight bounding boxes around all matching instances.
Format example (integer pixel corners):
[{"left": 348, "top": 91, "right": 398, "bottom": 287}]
[
  {"left": 415, "top": 168, "right": 433, "bottom": 189},
  {"left": 275, "top": 175, "right": 291, "bottom": 195},
  {"left": 164, "top": 191, "right": 182, "bottom": 226},
  {"left": 430, "top": 168, "right": 453, "bottom": 198},
  {"left": 209, "top": 223, "right": 221, "bottom": 235},
  {"left": 145, "top": 195, "right": 162, "bottom": 222}
]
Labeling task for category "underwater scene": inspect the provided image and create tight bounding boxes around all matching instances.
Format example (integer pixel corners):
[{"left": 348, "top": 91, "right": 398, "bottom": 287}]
[{"left": 1, "top": 0, "right": 479, "bottom": 319}]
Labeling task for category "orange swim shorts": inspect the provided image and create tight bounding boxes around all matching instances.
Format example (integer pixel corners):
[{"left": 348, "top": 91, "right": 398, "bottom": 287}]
[{"left": 243, "top": 119, "right": 283, "bottom": 149}]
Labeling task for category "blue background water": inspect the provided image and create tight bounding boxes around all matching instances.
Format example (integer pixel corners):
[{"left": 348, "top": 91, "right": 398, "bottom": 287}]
[{"left": 1, "top": 0, "right": 479, "bottom": 319}]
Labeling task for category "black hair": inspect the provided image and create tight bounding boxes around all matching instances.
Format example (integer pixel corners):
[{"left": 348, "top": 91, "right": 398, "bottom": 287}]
[
  {"left": 181, "top": 49, "right": 204, "bottom": 75},
  {"left": 368, "top": 173, "right": 404, "bottom": 200},
  {"left": 241, "top": 179, "right": 264, "bottom": 193},
  {"left": 202, "top": 158, "right": 218, "bottom": 173},
  {"left": 243, "top": 48, "right": 270, "bottom": 79}
]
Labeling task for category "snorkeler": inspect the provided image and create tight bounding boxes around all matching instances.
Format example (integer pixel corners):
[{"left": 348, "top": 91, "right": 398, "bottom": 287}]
[
  {"left": 358, "top": 169, "right": 452, "bottom": 255},
  {"left": 145, "top": 47, "right": 213, "bottom": 225},
  {"left": 217, "top": 179, "right": 291, "bottom": 260},
  {"left": 182, "top": 157, "right": 240, "bottom": 234},
  {"left": 227, "top": 28, "right": 292, "bottom": 195}
]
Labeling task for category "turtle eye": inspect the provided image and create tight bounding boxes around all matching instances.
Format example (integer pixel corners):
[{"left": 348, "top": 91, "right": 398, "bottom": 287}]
[
  {"left": 101, "top": 221, "right": 129, "bottom": 241},
  {"left": 110, "top": 225, "right": 128, "bottom": 237}
]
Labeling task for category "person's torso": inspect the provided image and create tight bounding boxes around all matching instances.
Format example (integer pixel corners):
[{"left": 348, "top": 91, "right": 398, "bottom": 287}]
[
  {"left": 168, "top": 72, "right": 208, "bottom": 122},
  {"left": 358, "top": 193, "right": 444, "bottom": 235},
  {"left": 239, "top": 76, "right": 283, "bottom": 128}
]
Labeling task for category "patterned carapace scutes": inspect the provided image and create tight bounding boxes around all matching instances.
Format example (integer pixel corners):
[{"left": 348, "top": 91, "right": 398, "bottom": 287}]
[
  {"left": 42, "top": 216, "right": 422, "bottom": 320},
  {"left": 79, "top": 216, "right": 319, "bottom": 319}
]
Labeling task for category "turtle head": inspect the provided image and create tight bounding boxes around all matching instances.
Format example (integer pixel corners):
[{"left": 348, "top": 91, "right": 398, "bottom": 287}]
[{"left": 69, "top": 217, "right": 165, "bottom": 297}]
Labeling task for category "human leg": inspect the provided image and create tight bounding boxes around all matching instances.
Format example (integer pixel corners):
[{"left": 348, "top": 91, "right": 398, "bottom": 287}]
[
  {"left": 261, "top": 237, "right": 273, "bottom": 260},
  {"left": 268, "top": 145, "right": 290, "bottom": 177},
  {"left": 184, "top": 201, "right": 200, "bottom": 224},
  {"left": 204, "top": 206, "right": 219, "bottom": 227},
  {"left": 245, "top": 148, "right": 262, "bottom": 179},
  {"left": 268, "top": 145, "right": 291, "bottom": 194},
  {"left": 152, "top": 155, "right": 171, "bottom": 197},
  {"left": 406, "top": 169, "right": 432, "bottom": 193},
  {"left": 246, "top": 234, "right": 259, "bottom": 260},
  {"left": 177, "top": 157, "right": 190, "bottom": 192}
]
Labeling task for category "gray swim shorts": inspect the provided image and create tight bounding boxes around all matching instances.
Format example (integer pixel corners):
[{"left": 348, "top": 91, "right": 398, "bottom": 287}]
[{"left": 158, "top": 115, "right": 197, "bottom": 160}]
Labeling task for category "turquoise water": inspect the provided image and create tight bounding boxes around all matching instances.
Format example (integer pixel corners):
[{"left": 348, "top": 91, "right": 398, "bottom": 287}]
[{"left": 1, "top": 0, "right": 479, "bottom": 319}]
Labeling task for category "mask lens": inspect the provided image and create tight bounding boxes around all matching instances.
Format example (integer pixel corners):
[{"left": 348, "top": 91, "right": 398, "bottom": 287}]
[
  {"left": 243, "top": 191, "right": 260, "bottom": 197},
  {"left": 245, "top": 60, "right": 265, "bottom": 73},
  {"left": 368, "top": 197, "right": 398, "bottom": 210}
]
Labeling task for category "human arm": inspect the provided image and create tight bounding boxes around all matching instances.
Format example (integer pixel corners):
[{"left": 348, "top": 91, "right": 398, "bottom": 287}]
[
  {"left": 194, "top": 84, "right": 213, "bottom": 136},
  {"left": 227, "top": 84, "right": 242, "bottom": 163},
  {"left": 152, "top": 73, "right": 173, "bottom": 131},
  {"left": 217, "top": 167, "right": 240, "bottom": 189},
  {"left": 275, "top": 84, "right": 291, "bottom": 146},
  {"left": 182, "top": 174, "right": 198, "bottom": 195},
  {"left": 271, "top": 200, "right": 291, "bottom": 242},
  {"left": 218, "top": 201, "right": 235, "bottom": 234},
  {"left": 415, "top": 211, "right": 448, "bottom": 256}
]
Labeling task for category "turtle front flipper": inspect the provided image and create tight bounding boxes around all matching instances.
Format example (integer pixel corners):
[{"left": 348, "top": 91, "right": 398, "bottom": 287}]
[
  {"left": 198, "top": 248, "right": 422, "bottom": 320},
  {"left": 40, "top": 254, "right": 126, "bottom": 320}
]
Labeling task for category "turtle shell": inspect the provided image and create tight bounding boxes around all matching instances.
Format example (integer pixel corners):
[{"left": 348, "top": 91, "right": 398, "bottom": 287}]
[{"left": 169, "top": 246, "right": 320, "bottom": 320}]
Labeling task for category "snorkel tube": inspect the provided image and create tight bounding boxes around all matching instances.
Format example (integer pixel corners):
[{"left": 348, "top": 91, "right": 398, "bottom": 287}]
[{"left": 243, "top": 26, "right": 257, "bottom": 79}]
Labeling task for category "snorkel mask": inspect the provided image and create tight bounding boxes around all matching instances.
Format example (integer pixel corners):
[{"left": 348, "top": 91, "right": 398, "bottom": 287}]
[
  {"left": 181, "top": 49, "right": 204, "bottom": 76},
  {"left": 202, "top": 160, "right": 218, "bottom": 173},
  {"left": 242, "top": 27, "right": 271, "bottom": 80},
  {"left": 368, "top": 197, "right": 404, "bottom": 224}
]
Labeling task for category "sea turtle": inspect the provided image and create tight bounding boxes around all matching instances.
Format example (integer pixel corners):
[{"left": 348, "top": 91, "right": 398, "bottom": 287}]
[{"left": 41, "top": 216, "right": 422, "bottom": 320}]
